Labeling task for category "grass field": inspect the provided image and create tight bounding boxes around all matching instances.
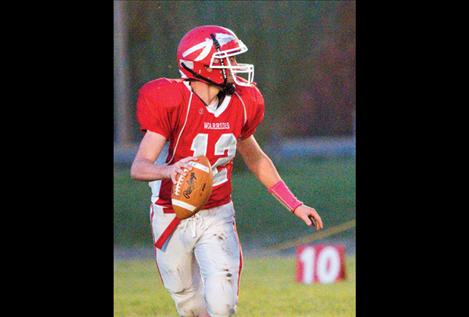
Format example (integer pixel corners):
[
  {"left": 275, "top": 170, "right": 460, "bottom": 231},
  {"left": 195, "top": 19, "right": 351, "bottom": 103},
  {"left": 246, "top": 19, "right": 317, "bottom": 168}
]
[
  {"left": 114, "top": 157, "right": 355, "bottom": 248},
  {"left": 114, "top": 256, "right": 356, "bottom": 317}
]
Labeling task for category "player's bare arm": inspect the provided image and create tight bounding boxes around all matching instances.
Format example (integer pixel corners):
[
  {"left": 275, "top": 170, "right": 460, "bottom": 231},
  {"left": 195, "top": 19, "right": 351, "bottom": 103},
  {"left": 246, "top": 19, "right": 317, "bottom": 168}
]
[
  {"left": 130, "top": 130, "right": 196, "bottom": 183},
  {"left": 237, "top": 135, "right": 323, "bottom": 230}
]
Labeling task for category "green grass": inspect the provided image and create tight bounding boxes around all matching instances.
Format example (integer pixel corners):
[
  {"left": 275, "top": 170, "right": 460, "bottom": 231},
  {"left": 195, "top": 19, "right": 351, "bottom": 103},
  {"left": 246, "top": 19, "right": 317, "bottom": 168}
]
[
  {"left": 114, "top": 256, "right": 355, "bottom": 317},
  {"left": 114, "top": 157, "right": 355, "bottom": 247}
]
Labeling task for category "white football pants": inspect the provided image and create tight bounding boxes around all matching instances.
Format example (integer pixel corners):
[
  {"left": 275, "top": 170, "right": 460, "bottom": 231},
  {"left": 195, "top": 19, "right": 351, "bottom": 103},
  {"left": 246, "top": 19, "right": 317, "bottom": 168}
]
[{"left": 151, "top": 201, "right": 242, "bottom": 317}]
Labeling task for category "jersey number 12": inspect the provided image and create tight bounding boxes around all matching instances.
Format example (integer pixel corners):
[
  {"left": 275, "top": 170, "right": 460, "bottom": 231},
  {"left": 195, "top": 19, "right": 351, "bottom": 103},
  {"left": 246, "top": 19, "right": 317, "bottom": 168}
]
[{"left": 190, "top": 133, "right": 236, "bottom": 187}]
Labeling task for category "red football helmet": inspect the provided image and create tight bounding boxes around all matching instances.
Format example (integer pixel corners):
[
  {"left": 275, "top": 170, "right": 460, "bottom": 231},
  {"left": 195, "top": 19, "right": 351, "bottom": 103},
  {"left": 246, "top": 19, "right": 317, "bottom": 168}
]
[{"left": 177, "top": 25, "right": 254, "bottom": 89}]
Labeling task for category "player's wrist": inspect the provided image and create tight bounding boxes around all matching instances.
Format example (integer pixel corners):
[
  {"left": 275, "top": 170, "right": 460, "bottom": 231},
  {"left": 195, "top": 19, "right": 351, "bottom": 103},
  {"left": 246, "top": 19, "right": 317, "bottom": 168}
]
[
  {"left": 292, "top": 203, "right": 304, "bottom": 214},
  {"left": 268, "top": 180, "right": 303, "bottom": 213},
  {"left": 160, "top": 164, "right": 173, "bottom": 180}
]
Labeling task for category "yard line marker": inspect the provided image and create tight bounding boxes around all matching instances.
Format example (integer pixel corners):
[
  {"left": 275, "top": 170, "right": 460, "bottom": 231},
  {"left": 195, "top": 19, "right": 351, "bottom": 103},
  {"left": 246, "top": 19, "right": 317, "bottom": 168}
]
[{"left": 264, "top": 219, "right": 356, "bottom": 252}]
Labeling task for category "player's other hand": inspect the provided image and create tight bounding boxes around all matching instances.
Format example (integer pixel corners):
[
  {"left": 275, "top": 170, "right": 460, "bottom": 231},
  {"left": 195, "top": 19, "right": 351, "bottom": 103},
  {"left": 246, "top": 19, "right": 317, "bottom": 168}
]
[
  {"left": 166, "top": 157, "right": 198, "bottom": 184},
  {"left": 293, "top": 205, "right": 324, "bottom": 230}
]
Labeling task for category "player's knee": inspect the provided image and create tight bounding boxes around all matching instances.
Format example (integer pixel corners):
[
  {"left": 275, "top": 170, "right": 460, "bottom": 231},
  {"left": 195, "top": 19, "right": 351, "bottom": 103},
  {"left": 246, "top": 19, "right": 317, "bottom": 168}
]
[
  {"left": 206, "top": 299, "right": 236, "bottom": 317},
  {"left": 177, "top": 306, "right": 206, "bottom": 317},
  {"left": 172, "top": 288, "right": 206, "bottom": 317},
  {"left": 205, "top": 274, "right": 237, "bottom": 317}
]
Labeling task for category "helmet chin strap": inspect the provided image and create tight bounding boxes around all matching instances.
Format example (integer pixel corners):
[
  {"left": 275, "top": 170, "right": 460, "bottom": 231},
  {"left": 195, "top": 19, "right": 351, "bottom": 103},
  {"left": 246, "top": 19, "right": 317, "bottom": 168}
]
[
  {"left": 180, "top": 62, "right": 235, "bottom": 95},
  {"left": 223, "top": 83, "right": 235, "bottom": 95}
]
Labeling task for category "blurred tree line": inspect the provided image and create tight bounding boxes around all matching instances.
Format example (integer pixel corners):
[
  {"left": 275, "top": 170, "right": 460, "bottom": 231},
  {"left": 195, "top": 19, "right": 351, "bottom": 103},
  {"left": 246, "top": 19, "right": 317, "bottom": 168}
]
[{"left": 119, "top": 0, "right": 355, "bottom": 144}]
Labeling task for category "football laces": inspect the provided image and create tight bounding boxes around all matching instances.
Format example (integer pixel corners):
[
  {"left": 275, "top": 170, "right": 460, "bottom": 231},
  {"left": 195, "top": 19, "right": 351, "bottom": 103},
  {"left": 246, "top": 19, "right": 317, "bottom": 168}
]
[{"left": 174, "top": 171, "right": 185, "bottom": 196}]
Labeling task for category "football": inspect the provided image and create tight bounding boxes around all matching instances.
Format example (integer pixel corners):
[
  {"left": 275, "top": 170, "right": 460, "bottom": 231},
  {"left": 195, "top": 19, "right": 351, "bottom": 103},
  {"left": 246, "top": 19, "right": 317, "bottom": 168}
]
[{"left": 171, "top": 156, "right": 213, "bottom": 219}]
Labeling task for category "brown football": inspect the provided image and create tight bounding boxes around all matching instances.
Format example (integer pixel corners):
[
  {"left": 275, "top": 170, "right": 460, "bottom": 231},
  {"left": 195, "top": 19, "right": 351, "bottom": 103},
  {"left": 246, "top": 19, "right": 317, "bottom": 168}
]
[{"left": 171, "top": 156, "right": 213, "bottom": 219}]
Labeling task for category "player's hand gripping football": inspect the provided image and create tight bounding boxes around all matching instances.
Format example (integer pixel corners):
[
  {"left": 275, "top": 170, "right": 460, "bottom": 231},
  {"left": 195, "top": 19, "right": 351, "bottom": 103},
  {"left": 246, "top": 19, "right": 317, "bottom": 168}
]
[
  {"left": 293, "top": 205, "right": 324, "bottom": 230},
  {"left": 166, "top": 157, "right": 198, "bottom": 184}
]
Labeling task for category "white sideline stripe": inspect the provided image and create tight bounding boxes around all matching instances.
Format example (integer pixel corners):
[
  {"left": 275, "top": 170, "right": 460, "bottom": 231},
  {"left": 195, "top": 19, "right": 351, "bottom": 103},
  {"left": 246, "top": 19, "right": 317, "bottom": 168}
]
[
  {"left": 171, "top": 199, "right": 197, "bottom": 212},
  {"left": 264, "top": 219, "right": 356, "bottom": 252},
  {"left": 189, "top": 161, "right": 210, "bottom": 173}
]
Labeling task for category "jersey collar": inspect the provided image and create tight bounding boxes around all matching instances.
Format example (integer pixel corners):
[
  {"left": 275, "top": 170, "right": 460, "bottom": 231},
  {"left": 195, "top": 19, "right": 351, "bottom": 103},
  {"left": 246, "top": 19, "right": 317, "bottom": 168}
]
[{"left": 183, "top": 80, "right": 232, "bottom": 117}]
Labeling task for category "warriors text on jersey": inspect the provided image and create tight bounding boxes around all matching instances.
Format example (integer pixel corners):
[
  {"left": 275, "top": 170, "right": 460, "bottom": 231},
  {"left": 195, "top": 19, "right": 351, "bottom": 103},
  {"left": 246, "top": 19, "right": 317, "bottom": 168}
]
[{"left": 136, "top": 78, "right": 264, "bottom": 247}]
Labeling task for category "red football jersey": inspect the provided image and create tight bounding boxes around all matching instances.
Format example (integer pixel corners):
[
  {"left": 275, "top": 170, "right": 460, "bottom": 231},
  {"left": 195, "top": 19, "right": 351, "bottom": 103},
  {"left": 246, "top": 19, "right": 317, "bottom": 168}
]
[{"left": 136, "top": 78, "right": 265, "bottom": 210}]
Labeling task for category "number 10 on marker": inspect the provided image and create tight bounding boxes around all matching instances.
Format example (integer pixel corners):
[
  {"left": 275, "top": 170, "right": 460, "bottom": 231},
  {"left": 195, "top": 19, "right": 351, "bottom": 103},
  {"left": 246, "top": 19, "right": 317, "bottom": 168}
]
[{"left": 296, "top": 244, "right": 346, "bottom": 284}]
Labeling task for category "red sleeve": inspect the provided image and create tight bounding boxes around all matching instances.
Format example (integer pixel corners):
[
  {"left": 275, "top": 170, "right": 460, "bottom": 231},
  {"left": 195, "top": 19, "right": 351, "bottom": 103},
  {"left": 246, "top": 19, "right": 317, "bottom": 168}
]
[
  {"left": 239, "top": 85, "right": 265, "bottom": 140},
  {"left": 135, "top": 79, "right": 182, "bottom": 139}
]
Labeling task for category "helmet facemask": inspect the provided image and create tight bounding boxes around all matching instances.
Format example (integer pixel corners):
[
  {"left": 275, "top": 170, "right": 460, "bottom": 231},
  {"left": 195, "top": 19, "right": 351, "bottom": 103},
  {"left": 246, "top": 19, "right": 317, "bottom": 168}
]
[{"left": 209, "top": 40, "right": 254, "bottom": 87}]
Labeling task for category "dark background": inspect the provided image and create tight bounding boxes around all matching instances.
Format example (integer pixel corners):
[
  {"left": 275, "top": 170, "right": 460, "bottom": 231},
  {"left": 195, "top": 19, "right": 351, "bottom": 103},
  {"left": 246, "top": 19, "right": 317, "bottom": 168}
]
[{"left": 114, "top": 0, "right": 355, "bottom": 146}]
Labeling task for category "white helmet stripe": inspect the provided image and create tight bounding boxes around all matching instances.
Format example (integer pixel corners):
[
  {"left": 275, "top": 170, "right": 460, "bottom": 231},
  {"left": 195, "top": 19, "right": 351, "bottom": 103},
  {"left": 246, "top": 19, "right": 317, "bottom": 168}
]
[{"left": 182, "top": 38, "right": 214, "bottom": 61}]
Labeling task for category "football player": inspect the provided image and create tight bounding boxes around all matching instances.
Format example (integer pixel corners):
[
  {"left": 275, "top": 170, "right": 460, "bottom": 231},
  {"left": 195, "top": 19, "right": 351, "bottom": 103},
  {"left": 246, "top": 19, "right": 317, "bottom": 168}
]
[{"left": 130, "top": 25, "right": 324, "bottom": 317}]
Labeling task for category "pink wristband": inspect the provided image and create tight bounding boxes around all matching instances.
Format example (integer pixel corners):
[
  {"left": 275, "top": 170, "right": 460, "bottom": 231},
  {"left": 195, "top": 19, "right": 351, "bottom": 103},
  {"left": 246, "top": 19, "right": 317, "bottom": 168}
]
[{"left": 268, "top": 180, "right": 303, "bottom": 213}]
